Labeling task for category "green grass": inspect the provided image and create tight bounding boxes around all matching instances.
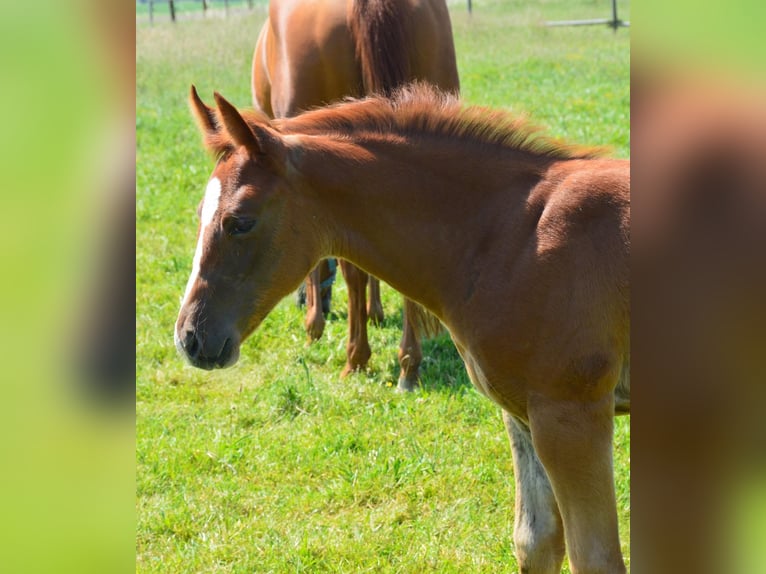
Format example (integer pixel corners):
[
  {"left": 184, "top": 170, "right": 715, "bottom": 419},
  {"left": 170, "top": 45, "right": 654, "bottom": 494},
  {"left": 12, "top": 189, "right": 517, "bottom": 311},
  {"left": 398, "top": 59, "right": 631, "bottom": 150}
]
[{"left": 137, "top": 1, "right": 630, "bottom": 571}]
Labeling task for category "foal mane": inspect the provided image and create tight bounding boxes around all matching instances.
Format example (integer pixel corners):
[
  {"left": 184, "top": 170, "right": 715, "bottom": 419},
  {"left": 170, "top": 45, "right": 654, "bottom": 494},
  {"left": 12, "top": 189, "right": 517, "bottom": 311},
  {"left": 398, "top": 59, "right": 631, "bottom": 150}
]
[
  {"left": 274, "top": 84, "right": 607, "bottom": 159},
  {"left": 205, "top": 84, "right": 606, "bottom": 160}
]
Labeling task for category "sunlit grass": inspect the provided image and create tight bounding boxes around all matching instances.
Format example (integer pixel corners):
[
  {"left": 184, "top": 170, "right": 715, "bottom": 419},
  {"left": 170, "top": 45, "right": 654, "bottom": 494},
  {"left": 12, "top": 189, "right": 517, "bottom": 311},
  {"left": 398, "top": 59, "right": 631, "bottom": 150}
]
[{"left": 137, "top": 1, "right": 629, "bottom": 571}]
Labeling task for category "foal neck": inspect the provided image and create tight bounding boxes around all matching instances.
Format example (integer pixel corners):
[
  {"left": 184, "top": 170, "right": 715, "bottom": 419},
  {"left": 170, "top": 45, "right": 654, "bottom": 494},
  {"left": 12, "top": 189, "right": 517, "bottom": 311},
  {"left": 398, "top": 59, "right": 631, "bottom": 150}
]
[{"left": 289, "top": 133, "right": 550, "bottom": 320}]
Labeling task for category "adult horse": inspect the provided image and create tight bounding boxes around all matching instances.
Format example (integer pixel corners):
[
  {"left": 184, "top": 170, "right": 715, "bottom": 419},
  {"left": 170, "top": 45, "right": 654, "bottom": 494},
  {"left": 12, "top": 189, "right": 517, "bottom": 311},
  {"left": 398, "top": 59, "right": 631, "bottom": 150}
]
[
  {"left": 251, "top": 0, "right": 460, "bottom": 389},
  {"left": 176, "top": 85, "right": 631, "bottom": 573}
]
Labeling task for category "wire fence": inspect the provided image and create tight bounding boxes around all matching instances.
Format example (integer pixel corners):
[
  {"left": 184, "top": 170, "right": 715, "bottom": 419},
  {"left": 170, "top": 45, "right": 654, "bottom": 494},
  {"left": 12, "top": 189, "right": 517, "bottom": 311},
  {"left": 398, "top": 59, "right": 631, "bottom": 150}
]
[
  {"left": 137, "top": 0, "right": 484, "bottom": 24},
  {"left": 136, "top": 0, "right": 268, "bottom": 24},
  {"left": 137, "top": 1, "right": 626, "bottom": 27}
]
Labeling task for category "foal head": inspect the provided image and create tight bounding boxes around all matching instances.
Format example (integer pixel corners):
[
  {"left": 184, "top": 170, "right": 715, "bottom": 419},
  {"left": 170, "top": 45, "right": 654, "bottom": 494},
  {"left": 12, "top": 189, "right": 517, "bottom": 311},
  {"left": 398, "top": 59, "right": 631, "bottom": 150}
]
[{"left": 174, "top": 88, "right": 314, "bottom": 369}]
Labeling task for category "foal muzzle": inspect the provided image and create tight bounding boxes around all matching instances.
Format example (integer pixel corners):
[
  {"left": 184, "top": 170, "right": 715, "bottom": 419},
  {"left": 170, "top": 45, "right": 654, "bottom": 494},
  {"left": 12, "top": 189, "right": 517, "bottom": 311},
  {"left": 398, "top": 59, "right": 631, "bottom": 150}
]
[{"left": 174, "top": 321, "right": 240, "bottom": 370}]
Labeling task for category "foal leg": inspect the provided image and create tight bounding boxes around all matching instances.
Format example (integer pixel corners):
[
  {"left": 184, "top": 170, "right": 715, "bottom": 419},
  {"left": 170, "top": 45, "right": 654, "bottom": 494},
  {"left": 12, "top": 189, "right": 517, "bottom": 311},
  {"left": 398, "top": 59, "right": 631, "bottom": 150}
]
[
  {"left": 367, "top": 276, "right": 385, "bottom": 325},
  {"left": 339, "top": 260, "right": 371, "bottom": 376},
  {"left": 396, "top": 298, "right": 423, "bottom": 392},
  {"left": 502, "top": 410, "right": 565, "bottom": 574},
  {"left": 528, "top": 394, "right": 625, "bottom": 574},
  {"left": 303, "top": 264, "right": 325, "bottom": 342}
]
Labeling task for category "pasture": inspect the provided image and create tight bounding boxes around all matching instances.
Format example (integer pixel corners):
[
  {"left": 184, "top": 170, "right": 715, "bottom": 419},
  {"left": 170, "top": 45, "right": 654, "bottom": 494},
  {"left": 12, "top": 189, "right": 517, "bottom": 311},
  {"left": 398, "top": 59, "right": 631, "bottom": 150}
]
[{"left": 137, "top": 1, "right": 630, "bottom": 572}]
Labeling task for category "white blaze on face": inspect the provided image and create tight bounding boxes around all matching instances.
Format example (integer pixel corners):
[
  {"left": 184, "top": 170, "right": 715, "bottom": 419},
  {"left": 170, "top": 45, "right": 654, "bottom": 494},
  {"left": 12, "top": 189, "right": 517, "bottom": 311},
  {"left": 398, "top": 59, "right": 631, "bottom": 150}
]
[{"left": 180, "top": 177, "right": 222, "bottom": 308}]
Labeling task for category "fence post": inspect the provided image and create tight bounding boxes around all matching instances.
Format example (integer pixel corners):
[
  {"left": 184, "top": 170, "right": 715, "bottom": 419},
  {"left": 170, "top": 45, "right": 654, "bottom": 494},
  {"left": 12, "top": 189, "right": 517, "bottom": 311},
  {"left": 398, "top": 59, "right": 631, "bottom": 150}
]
[
  {"left": 168, "top": 0, "right": 176, "bottom": 22},
  {"left": 248, "top": 0, "right": 253, "bottom": 8},
  {"left": 202, "top": 0, "right": 207, "bottom": 16},
  {"left": 224, "top": 0, "right": 229, "bottom": 15},
  {"left": 467, "top": 0, "right": 472, "bottom": 14},
  {"left": 149, "top": 0, "right": 154, "bottom": 24}
]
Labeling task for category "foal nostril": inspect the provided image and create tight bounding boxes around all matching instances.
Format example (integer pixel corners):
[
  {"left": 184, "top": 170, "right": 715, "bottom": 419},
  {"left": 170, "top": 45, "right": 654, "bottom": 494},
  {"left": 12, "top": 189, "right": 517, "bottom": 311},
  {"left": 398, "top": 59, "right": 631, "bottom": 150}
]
[
  {"left": 216, "top": 337, "right": 232, "bottom": 367},
  {"left": 183, "top": 329, "right": 200, "bottom": 359}
]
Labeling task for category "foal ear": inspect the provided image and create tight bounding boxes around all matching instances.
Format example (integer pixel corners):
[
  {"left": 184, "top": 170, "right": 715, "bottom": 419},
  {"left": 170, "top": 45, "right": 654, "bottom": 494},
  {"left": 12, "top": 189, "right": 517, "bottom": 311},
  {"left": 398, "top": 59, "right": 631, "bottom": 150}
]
[
  {"left": 214, "top": 92, "right": 286, "bottom": 170},
  {"left": 189, "top": 85, "right": 218, "bottom": 135},
  {"left": 214, "top": 92, "right": 260, "bottom": 151}
]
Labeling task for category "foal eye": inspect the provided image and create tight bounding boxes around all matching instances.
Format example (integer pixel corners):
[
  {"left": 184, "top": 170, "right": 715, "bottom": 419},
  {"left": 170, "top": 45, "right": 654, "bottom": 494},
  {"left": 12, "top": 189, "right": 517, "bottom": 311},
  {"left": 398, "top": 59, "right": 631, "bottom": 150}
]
[{"left": 228, "top": 218, "right": 256, "bottom": 236}]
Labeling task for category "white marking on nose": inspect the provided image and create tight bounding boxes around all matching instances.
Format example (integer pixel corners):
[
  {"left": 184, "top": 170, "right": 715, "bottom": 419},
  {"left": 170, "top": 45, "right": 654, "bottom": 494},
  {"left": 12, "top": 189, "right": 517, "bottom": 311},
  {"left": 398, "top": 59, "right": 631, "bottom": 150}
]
[{"left": 180, "top": 177, "right": 221, "bottom": 308}]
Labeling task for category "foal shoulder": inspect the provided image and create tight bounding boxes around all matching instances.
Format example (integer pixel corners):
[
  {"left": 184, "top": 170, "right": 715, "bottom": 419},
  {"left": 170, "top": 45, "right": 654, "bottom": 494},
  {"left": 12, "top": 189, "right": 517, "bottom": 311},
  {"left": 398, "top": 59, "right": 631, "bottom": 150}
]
[
  {"left": 530, "top": 158, "right": 630, "bottom": 260},
  {"left": 537, "top": 159, "right": 628, "bottom": 222}
]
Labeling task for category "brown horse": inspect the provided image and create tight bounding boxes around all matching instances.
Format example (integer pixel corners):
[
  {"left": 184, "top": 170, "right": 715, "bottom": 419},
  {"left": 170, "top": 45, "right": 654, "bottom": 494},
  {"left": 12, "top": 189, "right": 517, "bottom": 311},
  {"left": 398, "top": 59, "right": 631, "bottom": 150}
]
[
  {"left": 175, "top": 85, "right": 630, "bottom": 573},
  {"left": 251, "top": 0, "right": 460, "bottom": 389}
]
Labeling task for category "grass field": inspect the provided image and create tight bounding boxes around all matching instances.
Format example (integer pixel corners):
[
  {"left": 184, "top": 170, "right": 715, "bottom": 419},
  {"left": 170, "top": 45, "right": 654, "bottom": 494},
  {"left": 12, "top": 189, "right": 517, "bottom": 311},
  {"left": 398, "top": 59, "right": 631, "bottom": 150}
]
[{"left": 137, "top": 1, "right": 630, "bottom": 571}]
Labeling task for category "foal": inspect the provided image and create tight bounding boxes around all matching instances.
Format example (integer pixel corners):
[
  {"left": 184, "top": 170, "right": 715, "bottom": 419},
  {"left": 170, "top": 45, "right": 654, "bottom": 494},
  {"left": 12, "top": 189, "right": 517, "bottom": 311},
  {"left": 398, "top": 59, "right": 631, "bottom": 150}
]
[{"left": 175, "top": 85, "right": 630, "bottom": 573}]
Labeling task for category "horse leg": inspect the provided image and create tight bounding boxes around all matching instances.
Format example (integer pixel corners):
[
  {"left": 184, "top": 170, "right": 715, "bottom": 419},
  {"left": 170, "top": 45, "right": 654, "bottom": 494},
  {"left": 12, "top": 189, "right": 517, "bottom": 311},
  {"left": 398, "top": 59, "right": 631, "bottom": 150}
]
[
  {"left": 340, "top": 260, "right": 371, "bottom": 376},
  {"left": 303, "top": 264, "right": 325, "bottom": 342},
  {"left": 527, "top": 393, "right": 625, "bottom": 574},
  {"left": 318, "top": 258, "right": 336, "bottom": 317},
  {"left": 396, "top": 298, "right": 422, "bottom": 392},
  {"left": 502, "top": 410, "right": 565, "bottom": 574},
  {"left": 367, "top": 276, "right": 384, "bottom": 325}
]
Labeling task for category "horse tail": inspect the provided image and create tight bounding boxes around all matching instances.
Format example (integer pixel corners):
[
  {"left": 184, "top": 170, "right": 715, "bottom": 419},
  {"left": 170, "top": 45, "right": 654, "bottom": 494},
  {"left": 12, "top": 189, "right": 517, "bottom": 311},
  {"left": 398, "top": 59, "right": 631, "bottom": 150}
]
[
  {"left": 352, "top": 0, "right": 444, "bottom": 341},
  {"left": 351, "top": 0, "right": 411, "bottom": 96},
  {"left": 405, "top": 299, "right": 445, "bottom": 340}
]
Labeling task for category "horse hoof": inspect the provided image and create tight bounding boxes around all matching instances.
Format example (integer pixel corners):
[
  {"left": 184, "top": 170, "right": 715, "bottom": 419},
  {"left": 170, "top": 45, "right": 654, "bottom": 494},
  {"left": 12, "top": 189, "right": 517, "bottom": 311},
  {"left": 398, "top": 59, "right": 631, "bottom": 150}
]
[
  {"left": 305, "top": 317, "right": 325, "bottom": 342},
  {"left": 295, "top": 283, "right": 307, "bottom": 308},
  {"left": 321, "top": 294, "right": 332, "bottom": 317},
  {"left": 368, "top": 306, "right": 384, "bottom": 326},
  {"left": 341, "top": 363, "right": 367, "bottom": 378},
  {"left": 396, "top": 375, "right": 418, "bottom": 392}
]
